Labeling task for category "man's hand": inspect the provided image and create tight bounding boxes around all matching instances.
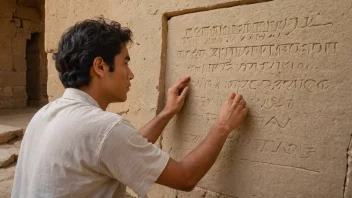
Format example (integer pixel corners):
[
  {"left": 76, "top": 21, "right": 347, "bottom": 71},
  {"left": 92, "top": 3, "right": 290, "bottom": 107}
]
[
  {"left": 164, "top": 76, "right": 191, "bottom": 116},
  {"left": 138, "top": 76, "right": 190, "bottom": 143},
  {"left": 215, "top": 93, "right": 248, "bottom": 133}
]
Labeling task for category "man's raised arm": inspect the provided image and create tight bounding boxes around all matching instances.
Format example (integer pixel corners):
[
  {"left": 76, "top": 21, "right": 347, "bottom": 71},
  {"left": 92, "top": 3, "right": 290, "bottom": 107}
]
[{"left": 139, "top": 76, "right": 190, "bottom": 143}]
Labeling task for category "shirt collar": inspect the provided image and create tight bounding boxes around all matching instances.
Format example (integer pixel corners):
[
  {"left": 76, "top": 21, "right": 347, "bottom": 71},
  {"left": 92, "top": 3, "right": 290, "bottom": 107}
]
[{"left": 62, "top": 88, "right": 100, "bottom": 108}]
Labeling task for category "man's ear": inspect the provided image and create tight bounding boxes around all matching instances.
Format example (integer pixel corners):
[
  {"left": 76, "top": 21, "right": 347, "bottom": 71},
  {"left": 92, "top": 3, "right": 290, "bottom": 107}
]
[{"left": 92, "top": 57, "right": 106, "bottom": 78}]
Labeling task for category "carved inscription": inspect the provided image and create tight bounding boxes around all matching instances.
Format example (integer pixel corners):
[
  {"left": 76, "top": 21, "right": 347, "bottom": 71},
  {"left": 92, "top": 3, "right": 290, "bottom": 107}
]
[
  {"left": 192, "top": 95, "right": 294, "bottom": 111},
  {"left": 192, "top": 78, "right": 330, "bottom": 93},
  {"left": 234, "top": 137, "right": 316, "bottom": 159},
  {"left": 250, "top": 95, "right": 294, "bottom": 110},
  {"left": 177, "top": 42, "right": 338, "bottom": 59},
  {"left": 183, "top": 16, "right": 333, "bottom": 38},
  {"left": 181, "top": 16, "right": 333, "bottom": 45},
  {"left": 183, "top": 61, "right": 313, "bottom": 74}
]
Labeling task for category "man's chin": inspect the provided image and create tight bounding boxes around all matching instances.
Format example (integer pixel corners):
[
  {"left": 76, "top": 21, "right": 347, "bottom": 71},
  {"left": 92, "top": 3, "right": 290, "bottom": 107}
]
[{"left": 113, "top": 95, "right": 127, "bottom": 103}]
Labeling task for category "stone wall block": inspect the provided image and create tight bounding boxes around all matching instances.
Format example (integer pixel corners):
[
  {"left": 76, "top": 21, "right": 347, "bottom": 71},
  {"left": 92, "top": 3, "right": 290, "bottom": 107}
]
[
  {"left": 0, "top": 100, "right": 14, "bottom": 109},
  {"left": 0, "top": 20, "right": 16, "bottom": 39},
  {"left": 3, "top": 87, "right": 13, "bottom": 97},
  {"left": 23, "top": 20, "right": 42, "bottom": 33},
  {"left": 13, "top": 99, "right": 26, "bottom": 108},
  {"left": 13, "top": 56, "right": 27, "bottom": 72},
  {"left": 15, "top": 6, "right": 40, "bottom": 22},
  {"left": 0, "top": 72, "right": 26, "bottom": 86},
  {"left": 16, "top": 28, "right": 31, "bottom": 40},
  {"left": 11, "top": 39, "right": 26, "bottom": 58},
  {"left": 0, "top": 54, "right": 14, "bottom": 71},
  {"left": 13, "top": 86, "right": 27, "bottom": 98},
  {"left": 0, "top": 0, "right": 17, "bottom": 19},
  {"left": 0, "top": 39, "right": 12, "bottom": 55}
]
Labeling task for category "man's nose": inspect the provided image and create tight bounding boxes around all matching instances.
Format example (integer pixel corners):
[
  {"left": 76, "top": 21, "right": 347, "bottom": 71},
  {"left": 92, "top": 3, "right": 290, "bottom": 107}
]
[{"left": 128, "top": 67, "right": 134, "bottom": 80}]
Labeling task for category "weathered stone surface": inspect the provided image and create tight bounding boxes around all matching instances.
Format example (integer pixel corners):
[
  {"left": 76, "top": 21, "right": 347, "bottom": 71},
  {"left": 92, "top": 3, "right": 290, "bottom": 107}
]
[
  {"left": 3, "top": 87, "right": 13, "bottom": 97},
  {"left": 13, "top": 99, "right": 27, "bottom": 109},
  {"left": 164, "top": 0, "right": 352, "bottom": 197},
  {"left": 0, "top": 137, "right": 22, "bottom": 168},
  {"left": 0, "top": 39, "right": 12, "bottom": 54},
  {"left": 0, "top": 0, "right": 17, "bottom": 19},
  {"left": 0, "top": 149, "right": 14, "bottom": 169},
  {"left": 13, "top": 86, "right": 27, "bottom": 98},
  {"left": 23, "top": 20, "right": 42, "bottom": 33},
  {"left": 0, "top": 125, "right": 22, "bottom": 144},
  {"left": 15, "top": 28, "right": 32, "bottom": 40},
  {"left": 11, "top": 39, "right": 26, "bottom": 58},
  {"left": 13, "top": 56, "right": 27, "bottom": 72},
  {"left": 0, "top": 54, "right": 14, "bottom": 71},
  {"left": 15, "top": 6, "right": 40, "bottom": 22},
  {"left": 0, "top": 164, "right": 16, "bottom": 198},
  {"left": 0, "top": 72, "right": 26, "bottom": 86}
]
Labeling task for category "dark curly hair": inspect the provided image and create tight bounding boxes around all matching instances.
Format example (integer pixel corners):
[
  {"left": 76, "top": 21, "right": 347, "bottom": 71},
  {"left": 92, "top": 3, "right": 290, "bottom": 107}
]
[{"left": 53, "top": 17, "right": 132, "bottom": 88}]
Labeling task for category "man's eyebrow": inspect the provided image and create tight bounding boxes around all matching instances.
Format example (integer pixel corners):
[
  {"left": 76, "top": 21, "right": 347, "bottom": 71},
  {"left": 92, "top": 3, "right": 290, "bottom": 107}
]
[{"left": 124, "top": 56, "right": 130, "bottom": 61}]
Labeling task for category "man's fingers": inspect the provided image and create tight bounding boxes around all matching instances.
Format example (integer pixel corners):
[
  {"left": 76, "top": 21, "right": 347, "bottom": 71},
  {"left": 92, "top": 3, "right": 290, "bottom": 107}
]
[
  {"left": 175, "top": 76, "right": 190, "bottom": 88},
  {"left": 179, "top": 86, "right": 190, "bottom": 99},
  {"left": 233, "top": 94, "right": 242, "bottom": 104},
  {"left": 227, "top": 92, "right": 236, "bottom": 100},
  {"left": 239, "top": 99, "right": 246, "bottom": 108}
]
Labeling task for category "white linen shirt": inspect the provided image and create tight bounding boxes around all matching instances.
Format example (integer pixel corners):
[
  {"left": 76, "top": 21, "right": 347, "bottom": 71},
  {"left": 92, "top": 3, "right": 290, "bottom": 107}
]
[{"left": 11, "top": 88, "right": 169, "bottom": 198}]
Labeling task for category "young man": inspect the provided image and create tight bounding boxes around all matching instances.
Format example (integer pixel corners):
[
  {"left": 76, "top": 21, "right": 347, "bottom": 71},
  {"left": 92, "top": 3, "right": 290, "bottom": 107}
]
[{"left": 11, "top": 18, "right": 248, "bottom": 198}]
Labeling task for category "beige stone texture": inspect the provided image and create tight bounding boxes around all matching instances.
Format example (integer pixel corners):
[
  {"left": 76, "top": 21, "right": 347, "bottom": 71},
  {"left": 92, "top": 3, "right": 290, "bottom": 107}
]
[
  {"left": 23, "top": 20, "right": 42, "bottom": 33},
  {"left": 0, "top": 0, "right": 17, "bottom": 19},
  {"left": 0, "top": 39, "right": 12, "bottom": 55},
  {"left": 15, "top": 6, "right": 40, "bottom": 22},
  {"left": 13, "top": 99, "right": 26, "bottom": 109},
  {"left": 11, "top": 39, "right": 27, "bottom": 58},
  {"left": 0, "top": 125, "right": 22, "bottom": 144},
  {"left": 13, "top": 86, "right": 27, "bottom": 98},
  {"left": 44, "top": 0, "right": 352, "bottom": 197},
  {"left": 12, "top": 56, "right": 26, "bottom": 72},
  {"left": 0, "top": 72, "right": 26, "bottom": 86},
  {"left": 3, "top": 87, "right": 13, "bottom": 97},
  {"left": 0, "top": 164, "right": 16, "bottom": 198},
  {"left": 0, "top": 144, "right": 16, "bottom": 168},
  {"left": 15, "top": 28, "right": 32, "bottom": 40},
  {"left": 0, "top": 54, "right": 14, "bottom": 71},
  {"left": 0, "top": 137, "right": 21, "bottom": 168},
  {"left": 0, "top": 107, "right": 38, "bottom": 131}
]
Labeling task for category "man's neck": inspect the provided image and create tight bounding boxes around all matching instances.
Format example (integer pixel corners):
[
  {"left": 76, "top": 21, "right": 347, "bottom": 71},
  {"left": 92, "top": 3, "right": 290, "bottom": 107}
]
[{"left": 79, "top": 86, "right": 109, "bottom": 111}]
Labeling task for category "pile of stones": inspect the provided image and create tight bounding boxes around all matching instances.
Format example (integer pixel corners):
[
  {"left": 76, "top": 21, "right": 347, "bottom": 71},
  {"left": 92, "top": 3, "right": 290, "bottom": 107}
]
[{"left": 0, "top": 125, "right": 23, "bottom": 197}]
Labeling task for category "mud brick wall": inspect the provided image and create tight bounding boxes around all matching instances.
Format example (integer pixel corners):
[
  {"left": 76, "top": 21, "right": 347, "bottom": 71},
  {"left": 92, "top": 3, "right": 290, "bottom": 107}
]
[{"left": 0, "top": 0, "right": 46, "bottom": 109}]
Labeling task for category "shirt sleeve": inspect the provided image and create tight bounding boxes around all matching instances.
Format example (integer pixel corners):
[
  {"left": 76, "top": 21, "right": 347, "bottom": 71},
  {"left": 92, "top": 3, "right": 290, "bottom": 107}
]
[{"left": 98, "top": 119, "right": 169, "bottom": 197}]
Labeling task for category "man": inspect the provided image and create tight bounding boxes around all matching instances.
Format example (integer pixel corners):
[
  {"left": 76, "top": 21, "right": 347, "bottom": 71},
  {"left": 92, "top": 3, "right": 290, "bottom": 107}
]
[{"left": 12, "top": 18, "right": 248, "bottom": 198}]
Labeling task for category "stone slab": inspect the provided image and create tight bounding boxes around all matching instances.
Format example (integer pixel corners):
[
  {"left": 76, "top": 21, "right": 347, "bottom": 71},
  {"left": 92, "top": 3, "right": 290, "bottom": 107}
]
[
  {"left": 0, "top": 137, "right": 22, "bottom": 168},
  {"left": 0, "top": 125, "right": 22, "bottom": 144},
  {"left": 165, "top": 0, "right": 352, "bottom": 197}
]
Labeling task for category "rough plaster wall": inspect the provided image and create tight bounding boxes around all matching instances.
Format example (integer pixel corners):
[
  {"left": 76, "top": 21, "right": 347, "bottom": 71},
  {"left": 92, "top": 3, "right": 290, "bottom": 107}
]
[
  {"left": 45, "top": 0, "right": 352, "bottom": 197},
  {"left": 0, "top": 0, "right": 46, "bottom": 109}
]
